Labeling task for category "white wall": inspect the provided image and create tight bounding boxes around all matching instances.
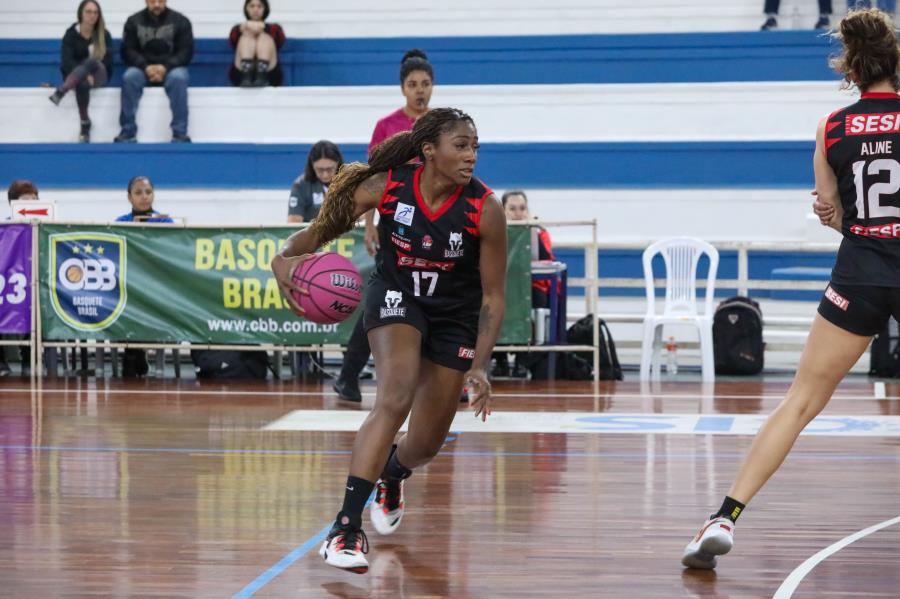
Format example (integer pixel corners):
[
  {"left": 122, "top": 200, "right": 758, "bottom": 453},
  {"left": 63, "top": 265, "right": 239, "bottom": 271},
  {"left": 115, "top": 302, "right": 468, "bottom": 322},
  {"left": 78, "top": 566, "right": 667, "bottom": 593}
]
[
  {"left": 1, "top": 82, "right": 856, "bottom": 144},
  {"left": 1, "top": 0, "right": 854, "bottom": 38}
]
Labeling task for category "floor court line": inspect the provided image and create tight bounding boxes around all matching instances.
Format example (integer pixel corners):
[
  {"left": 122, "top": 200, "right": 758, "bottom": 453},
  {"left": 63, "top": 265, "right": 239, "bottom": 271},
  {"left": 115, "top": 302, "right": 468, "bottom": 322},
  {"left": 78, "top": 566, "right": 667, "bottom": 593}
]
[
  {"left": 2, "top": 445, "right": 899, "bottom": 462},
  {"left": 0, "top": 387, "right": 896, "bottom": 401},
  {"left": 773, "top": 515, "right": 900, "bottom": 599},
  {"left": 231, "top": 492, "right": 377, "bottom": 598}
]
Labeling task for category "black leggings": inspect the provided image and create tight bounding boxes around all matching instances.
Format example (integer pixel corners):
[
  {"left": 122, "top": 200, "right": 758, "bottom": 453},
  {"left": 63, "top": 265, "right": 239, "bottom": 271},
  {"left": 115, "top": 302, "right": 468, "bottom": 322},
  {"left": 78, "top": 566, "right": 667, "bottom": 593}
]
[{"left": 61, "top": 58, "right": 108, "bottom": 120}]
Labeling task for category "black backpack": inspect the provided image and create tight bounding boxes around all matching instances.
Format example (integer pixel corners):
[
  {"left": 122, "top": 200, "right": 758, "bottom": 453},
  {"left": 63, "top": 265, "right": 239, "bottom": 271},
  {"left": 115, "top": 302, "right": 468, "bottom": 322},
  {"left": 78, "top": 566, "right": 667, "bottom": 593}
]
[
  {"left": 713, "top": 296, "right": 764, "bottom": 375},
  {"left": 561, "top": 314, "right": 624, "bottom": 381},
  {"left": 190, "top": 350, "right": 272, "bottom": 380},
  {"left": 870, "top": 318, "right": 900, "bottom": 378}
]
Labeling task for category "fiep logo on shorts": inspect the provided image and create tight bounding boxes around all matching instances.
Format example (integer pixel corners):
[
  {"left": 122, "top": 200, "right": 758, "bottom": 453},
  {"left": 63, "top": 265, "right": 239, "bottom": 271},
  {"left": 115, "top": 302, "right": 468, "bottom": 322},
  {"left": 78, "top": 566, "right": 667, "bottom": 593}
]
[
  {"left": 380, "top": 290, "right": 406, "bottom": 318},
  {"left": 49, "top": 232, "right": 127, "bottom": 331},
  {"left": 458, "top": 347, "right": 475, "bottom": 360}
]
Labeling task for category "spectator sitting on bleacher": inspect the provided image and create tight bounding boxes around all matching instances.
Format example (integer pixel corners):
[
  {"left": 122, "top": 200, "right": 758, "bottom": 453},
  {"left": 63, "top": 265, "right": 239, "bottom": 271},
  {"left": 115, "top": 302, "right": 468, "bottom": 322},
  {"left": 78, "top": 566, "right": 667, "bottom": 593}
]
[
  {"left": 761, "top": 0, "right": 832, "bottom": 29},
  {"left": 48, "top": 1, "right": 113, "bottom": 144},
  {"left": 116, "top": 0, "right": 194, "bottom": 143},
  {"left": 288, "top": 141, "right": 343, "bottom": 223},
  {"left": 229, "top": 0, "right": 286, "bottom": 87},
  {"left": 116, "top": 176, "right": 174, "bottom": 223},
  {"left": 1, "top": 181, "right": 39, "bottom": 377}
]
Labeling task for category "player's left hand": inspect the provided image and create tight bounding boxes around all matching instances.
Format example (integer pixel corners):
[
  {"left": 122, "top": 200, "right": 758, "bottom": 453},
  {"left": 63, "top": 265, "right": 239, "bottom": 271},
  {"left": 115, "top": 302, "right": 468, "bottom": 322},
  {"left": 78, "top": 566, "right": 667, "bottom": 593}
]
[
  {"left": 811, "top": 190, "right": 836, "bottom": 225},
  {"left": 464, "top": 368, "right": 492, "bottom": 421}
]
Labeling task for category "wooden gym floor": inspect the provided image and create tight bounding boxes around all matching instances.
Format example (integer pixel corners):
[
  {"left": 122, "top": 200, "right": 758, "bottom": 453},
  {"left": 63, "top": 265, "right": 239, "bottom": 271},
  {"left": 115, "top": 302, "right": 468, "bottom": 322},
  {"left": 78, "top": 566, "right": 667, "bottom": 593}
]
[{"left": 1, "top": 377, "right": 899, "bottom": 598}]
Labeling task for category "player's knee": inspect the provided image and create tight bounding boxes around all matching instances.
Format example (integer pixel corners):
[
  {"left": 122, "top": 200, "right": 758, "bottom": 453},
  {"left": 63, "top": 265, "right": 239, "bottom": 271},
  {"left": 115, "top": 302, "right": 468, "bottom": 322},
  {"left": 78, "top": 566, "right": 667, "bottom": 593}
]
[{"left": 372, "top": 392, "right": 414, "bottom": 424}]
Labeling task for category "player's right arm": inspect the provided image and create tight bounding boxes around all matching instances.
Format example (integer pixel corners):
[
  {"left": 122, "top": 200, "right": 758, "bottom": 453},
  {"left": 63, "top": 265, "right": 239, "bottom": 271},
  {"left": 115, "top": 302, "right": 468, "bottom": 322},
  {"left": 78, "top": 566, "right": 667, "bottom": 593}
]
[
  {"left": 812, "top": 117, "right": 843, "bottom": 232},
  {"left": 271, "top": 171, "right": 386, "bottom": 315}
]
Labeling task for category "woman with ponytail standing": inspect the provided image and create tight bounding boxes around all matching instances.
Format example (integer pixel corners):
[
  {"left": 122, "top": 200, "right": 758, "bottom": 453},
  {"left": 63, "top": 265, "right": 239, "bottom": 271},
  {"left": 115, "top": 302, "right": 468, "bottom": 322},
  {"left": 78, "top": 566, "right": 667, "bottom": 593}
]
[
  {"left": 272, "top": 108, "right": 507, "bottom": 573},
  {"left": 49, "top": 0, "right": 113, "bottom": 143},
  {"left": 333, "top": 49, "right": 436, "bottom": 402},
  {"left": 683, "top": 8, "right": 900, "bottom": 570}
]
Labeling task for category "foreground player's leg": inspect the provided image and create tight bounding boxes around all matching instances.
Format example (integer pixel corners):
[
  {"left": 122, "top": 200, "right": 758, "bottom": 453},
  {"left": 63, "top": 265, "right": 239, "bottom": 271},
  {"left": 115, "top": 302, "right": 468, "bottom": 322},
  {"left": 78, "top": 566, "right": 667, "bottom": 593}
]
[
  {"left": 371, "top": 359, "right": 465, "bottom": 535},
  {"left": 320, "top": 324, "right": 422, "bottom": 573},
  {"left": 683, "top": 315, "right": 871, "bottom": 569}
]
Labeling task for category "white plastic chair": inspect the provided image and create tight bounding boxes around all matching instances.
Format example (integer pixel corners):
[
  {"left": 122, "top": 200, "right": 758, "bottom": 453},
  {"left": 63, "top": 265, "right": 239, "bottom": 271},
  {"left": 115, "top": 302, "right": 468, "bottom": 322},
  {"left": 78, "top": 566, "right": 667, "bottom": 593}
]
[{"left": 639, "top": 237, "right": 719, "bottom": 382}]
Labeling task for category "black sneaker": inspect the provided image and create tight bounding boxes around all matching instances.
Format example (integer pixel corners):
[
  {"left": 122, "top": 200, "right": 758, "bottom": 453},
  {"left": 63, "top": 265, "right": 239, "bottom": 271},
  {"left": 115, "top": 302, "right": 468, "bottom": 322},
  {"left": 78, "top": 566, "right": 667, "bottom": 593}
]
[
  {"left": 114, "top": 132, "right": 137, "bottom": 143},
  {"left": 48, "top": 89, "right": 64, "bottom": 106},
  {"left": 760, "top": 17, "right": 777, "bottom": 30},
  {"left": 0, "top": 362, "right": 10, "bottom": 377},
  {"left": 79, "top": 119, "right": 91, "bottom": 144},
  {"left": 813, "top": 16, "right": 829, "bottom": 30},
  {"left": 333, "top": 377, "right": 362, "bottom": 402},
  {"left": 171, "top": 133, "right": 192, "bottom": 143},
  {"left": 318, "top": 519, "right": 369, "bottom": 573}
]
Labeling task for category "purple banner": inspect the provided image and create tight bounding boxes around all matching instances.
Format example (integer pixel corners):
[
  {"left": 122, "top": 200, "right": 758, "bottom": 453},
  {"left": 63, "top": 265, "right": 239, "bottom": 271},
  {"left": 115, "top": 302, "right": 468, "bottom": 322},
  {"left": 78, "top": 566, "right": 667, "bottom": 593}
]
[{"left": 0, "top": 224, "right": 32, "bottom": 334}]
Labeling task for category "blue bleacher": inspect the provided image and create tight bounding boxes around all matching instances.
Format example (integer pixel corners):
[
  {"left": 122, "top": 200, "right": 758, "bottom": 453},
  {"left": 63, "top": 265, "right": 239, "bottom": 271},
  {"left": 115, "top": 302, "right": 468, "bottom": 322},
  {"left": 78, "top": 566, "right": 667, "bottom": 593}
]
[{"left": 0, "top": 31, "right": 836, "bottom": 88}]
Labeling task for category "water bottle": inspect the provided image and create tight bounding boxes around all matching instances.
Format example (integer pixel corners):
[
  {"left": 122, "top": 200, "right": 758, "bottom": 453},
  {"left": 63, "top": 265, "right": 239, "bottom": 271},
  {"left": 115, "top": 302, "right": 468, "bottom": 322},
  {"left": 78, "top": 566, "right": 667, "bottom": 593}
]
[{"left": 666, "top": 336, "right": 678, "bottom": 375}]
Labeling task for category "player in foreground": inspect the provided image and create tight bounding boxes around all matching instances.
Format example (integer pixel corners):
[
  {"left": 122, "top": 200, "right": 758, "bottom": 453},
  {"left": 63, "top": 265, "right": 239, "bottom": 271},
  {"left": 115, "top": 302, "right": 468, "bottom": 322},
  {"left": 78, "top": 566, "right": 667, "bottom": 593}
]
[
  {"left": 272, "top": 108, "right": 507, "bottom": 573},
  {"left": 684, "top": 8, "right": 900, "bottom": 569}
]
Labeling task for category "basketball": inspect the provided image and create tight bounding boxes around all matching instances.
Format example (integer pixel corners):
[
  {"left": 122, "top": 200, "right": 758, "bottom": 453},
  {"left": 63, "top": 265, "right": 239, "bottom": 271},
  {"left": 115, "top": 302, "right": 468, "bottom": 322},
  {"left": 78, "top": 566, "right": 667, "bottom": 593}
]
[{"left": 291, "top": 252, "right": 363, "bottom": 324}]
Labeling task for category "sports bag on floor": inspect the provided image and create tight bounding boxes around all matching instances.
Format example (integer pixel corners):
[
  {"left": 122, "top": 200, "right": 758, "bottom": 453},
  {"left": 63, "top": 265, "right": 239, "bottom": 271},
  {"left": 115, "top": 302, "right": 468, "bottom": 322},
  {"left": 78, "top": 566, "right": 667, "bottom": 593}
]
[{"left": 713, "top": 296, "right": 764, "bottom": 375}]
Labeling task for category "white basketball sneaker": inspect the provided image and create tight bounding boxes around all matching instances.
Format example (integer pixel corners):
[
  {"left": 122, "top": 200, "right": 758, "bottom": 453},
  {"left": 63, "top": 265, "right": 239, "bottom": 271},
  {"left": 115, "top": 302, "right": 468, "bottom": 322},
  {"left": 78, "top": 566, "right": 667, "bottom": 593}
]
[
  {"left": 682, "top": 516, "right": 735, "bottom": 569},
  {"left": 319, "top": 520, "right": 370, "bottom": 574},
  {"left": 370, "top": 478, "right": 405, "bottom": 535}
]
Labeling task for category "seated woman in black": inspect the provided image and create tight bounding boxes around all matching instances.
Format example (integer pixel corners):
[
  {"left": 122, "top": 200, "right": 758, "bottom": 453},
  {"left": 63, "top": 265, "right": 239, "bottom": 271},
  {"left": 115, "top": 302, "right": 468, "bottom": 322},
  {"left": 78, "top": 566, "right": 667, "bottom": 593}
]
[{"left": 48, "top": 0, "right": 113, "bottom": 143}]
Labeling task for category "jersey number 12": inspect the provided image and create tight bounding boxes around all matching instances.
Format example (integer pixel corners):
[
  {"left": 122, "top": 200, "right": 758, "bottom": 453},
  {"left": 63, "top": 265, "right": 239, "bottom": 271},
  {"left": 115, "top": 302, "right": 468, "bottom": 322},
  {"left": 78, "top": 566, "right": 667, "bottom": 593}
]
[{"left": 853, "top": 158, "right": 900, "bottom": 219}]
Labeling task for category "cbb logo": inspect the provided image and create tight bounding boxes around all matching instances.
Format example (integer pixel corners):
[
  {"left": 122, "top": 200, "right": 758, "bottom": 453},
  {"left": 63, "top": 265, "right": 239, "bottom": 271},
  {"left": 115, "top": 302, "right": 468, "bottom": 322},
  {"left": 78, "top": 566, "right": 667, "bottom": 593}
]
[
  {"left": 49, "top": 232, "right": 127, "bottom": 331},
  {"left": 58, "top": 257, "right": 118, "bottom": 291}
]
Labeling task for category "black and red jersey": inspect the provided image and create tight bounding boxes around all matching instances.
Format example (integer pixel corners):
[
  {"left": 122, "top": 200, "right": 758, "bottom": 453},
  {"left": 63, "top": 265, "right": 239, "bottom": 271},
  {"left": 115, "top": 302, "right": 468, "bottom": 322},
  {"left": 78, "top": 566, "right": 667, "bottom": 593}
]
[
  {"left": 823, "top": 93, "right": 900, "bottom": 287},
  {"left": 825, "top": 92, "right": 900, "bottom": 287},
  {"left": 374, "top": 164, "right": 492, "bottom": 315}
]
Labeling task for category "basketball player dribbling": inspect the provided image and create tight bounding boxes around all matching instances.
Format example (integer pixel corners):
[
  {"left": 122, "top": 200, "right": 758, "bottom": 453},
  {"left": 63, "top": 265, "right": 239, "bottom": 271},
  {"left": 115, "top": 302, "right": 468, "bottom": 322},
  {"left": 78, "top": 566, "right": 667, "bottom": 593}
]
[
  {"left": 683, "top": 9, "right": 900, "bottom": 569},
  {"left": 271, "top": 108, "right": 508, "bottom": 573}
]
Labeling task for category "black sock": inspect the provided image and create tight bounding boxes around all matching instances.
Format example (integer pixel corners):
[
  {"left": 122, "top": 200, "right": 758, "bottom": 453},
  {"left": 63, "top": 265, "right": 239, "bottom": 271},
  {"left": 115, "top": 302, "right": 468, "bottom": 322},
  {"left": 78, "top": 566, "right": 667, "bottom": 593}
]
[
  {"left": 338, "top": 475, "right": 375, "bottom": 528},
  {"left": 713, "top": 495, "right": 746, "bottom": 523},
  {"left": 382, "top": 444, "right": 412, "bottom": 481},
  {"left": 240, "top": 58, "right": 254, "bottom": 73},
  {"left": 256, "top": 59, "right": 270, "bottom": 73}
]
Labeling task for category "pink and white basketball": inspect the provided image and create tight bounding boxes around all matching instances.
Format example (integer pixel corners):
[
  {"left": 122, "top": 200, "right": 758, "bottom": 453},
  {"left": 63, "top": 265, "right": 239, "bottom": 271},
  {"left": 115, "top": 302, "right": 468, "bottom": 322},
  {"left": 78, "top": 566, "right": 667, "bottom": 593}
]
[{"left": 291, "top": 252, "right": 363, "bottom": 324}]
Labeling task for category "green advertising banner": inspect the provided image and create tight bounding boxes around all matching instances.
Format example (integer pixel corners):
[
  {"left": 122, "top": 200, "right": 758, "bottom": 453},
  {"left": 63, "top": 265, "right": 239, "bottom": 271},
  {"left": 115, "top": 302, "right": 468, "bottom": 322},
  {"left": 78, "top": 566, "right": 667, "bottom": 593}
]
[{"left": 39, "top": 224, "right": 532, "bottom": 345}]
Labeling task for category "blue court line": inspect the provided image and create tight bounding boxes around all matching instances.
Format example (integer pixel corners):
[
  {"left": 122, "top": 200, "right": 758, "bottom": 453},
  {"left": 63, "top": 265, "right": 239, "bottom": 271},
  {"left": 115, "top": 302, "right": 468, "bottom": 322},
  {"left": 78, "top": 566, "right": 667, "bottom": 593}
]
[
  {"left": 1, "top": 444, "right": 899, "bottom": 462},
  {"left": 231, "top": 491, "right": 377, "bottom": 599},
  {"left": 231, "top": 523, "right": 332, "bottom": 599}
]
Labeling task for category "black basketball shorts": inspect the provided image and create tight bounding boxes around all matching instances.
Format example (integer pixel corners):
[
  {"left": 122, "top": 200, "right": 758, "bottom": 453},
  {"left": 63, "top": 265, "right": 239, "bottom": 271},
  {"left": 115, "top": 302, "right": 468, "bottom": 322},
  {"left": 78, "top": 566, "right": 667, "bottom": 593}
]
[
  {"left": 817, "top": 282, "right": 900, "bottom": 336},
  {"left": 362, "top": 277, "right": 478, "bottom": 372}
]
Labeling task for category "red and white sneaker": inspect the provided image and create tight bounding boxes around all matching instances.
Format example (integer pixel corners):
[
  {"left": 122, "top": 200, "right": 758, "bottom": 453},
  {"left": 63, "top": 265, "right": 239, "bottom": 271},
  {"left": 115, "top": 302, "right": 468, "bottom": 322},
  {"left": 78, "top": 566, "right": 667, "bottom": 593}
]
[
  {"left": 370, "top": 478, "right": 405, "bottom": 535},
  {"left": 318, "top": 522, "right": 370, "bottom": 574},
  {"left": 681, "top": 516, "right": 735, "bottom": 569}
]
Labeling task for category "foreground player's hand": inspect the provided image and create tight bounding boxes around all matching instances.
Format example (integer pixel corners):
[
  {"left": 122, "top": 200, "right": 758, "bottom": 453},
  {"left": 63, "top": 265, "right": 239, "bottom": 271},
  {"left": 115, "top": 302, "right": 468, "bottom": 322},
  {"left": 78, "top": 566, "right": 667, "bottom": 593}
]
[
  {"left": 271, "top": 253, "right": 311, "bottom": 316},
  {"left": 465, "top": 368, "right": 492, "bottom": 421},
  {"left": 811, "top": 190, "right": 835, "bottom": 225}
]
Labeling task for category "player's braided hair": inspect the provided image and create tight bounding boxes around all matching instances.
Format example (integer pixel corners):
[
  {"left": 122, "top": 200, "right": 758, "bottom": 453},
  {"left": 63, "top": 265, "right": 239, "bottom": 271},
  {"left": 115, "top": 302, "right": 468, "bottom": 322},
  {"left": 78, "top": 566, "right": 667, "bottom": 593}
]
[
  {"left": 310, "top": 108, "right": 475, "bottom": 243},
  {"left": 832, "top": 8, "right": 900, "bottom": 92}
]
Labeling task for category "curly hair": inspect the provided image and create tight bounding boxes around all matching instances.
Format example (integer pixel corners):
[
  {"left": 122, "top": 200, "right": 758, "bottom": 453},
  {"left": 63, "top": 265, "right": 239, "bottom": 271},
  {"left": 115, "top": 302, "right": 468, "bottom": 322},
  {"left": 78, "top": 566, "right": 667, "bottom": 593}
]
[
  {"left": 831, "top": 8, "right": 900, "bottom": 92},
  {"left": 310, "top": 108, "right": 475, "bottom": 243}
]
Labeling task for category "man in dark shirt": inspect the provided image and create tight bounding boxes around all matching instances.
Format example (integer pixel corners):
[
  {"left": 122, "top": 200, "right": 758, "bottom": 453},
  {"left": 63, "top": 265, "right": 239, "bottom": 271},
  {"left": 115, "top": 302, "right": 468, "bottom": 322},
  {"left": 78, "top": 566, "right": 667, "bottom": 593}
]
[{"left": 116, "top": 0, "right": 194, "bottom": 143}]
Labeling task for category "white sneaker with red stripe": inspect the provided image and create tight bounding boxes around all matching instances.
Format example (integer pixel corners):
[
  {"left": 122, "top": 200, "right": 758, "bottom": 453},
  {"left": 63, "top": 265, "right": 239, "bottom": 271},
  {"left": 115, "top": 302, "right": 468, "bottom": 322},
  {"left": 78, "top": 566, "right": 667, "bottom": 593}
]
[
  {"left": 682, "top": 516, "right": 735, "bottom": 569},
  {"left": 318, "top": 522, "right": 369, "bottom": 574},
  {"left": 370, "top": 477, "right": 405, "bottom": 535}
]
